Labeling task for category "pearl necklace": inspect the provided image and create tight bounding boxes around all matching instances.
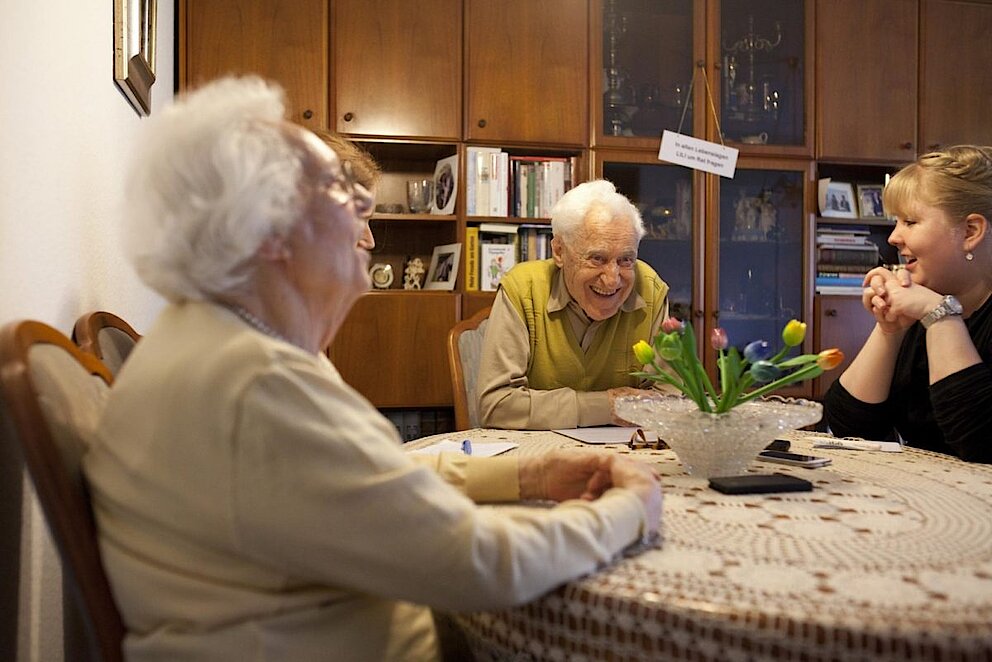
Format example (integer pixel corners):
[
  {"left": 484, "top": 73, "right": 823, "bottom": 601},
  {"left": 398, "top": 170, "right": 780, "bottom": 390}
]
[{"left": 223, "top": 304, "right": 291, "bottom": 346}]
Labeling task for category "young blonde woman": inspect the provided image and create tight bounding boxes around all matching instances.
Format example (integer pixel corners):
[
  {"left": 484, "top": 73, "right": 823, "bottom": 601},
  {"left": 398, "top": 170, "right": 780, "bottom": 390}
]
[{"left": 824, "top": 145, "right": 992, "bottom": 462}]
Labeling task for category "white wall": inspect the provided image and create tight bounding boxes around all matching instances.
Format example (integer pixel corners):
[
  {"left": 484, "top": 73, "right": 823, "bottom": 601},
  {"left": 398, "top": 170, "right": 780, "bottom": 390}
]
[{"left": 0, "top": 1, "right": 174, "bottom": 659}]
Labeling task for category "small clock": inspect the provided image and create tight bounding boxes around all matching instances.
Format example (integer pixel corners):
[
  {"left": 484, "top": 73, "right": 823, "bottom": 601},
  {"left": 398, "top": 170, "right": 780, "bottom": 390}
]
[{"left": 369, "top": 263, "right": 394, "bottom": 289}]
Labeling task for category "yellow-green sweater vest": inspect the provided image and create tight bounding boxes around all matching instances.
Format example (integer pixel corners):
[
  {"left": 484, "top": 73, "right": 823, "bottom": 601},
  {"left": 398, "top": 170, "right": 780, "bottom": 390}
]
[{"left": 500, "top": 259, "right": 668, "bottom": 391}]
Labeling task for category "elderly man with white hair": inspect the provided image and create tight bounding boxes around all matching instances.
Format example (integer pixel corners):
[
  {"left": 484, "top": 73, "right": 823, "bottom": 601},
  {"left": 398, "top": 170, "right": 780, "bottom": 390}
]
[{"left": 478, "top": 180, "right": 671, "bottom": 430}]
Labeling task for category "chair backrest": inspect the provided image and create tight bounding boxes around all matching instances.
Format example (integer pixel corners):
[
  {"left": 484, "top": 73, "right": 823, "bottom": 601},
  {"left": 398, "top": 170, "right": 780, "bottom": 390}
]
[
  {"left": 447, "top": 306, "right": 491, "bottom": 431},
  {"left": 0, "top": 320, "right": 124, "bottom": 662},
  {"left": 73, "top": 311, "right": 141, "bottom": 377}
]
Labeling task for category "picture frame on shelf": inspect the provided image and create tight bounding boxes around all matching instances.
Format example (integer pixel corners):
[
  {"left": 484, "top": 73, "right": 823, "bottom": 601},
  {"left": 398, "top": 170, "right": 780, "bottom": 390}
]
[
  {"left": 856, "top": 184, "right": 885, "bottom": 219},
  {"left": 424, "top": 243, "right": 462, "bottom": 291},
  {"left": 432, "top": 154, "right": 458, "bottom": 215},
  {"left": 114, "top": 0, "right": 158, "bottom": 116},
  {"left": 819, "top": 180, "right": 857, "bottom": 219}
]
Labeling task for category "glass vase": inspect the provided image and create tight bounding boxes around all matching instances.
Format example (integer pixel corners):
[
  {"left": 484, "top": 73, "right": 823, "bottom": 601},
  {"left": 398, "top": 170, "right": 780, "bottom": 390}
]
[{"left": 614, "top": 393, "right": 823, "bottom": 479}]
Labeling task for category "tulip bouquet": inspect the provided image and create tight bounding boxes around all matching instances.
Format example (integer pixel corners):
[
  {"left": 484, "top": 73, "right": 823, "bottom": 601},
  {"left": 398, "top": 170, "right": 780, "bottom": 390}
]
[{"left": 632, "top": 318, "right": 843, "bottom": 414}]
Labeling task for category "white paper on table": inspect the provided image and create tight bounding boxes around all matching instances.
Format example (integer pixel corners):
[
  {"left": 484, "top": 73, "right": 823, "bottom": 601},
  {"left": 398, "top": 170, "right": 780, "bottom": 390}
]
[
  {"left": 407, "top": 439, "right": 518, "bottom": 457},
  {"left": 552, "top": 427, "right": 658, "bottom": 444}
]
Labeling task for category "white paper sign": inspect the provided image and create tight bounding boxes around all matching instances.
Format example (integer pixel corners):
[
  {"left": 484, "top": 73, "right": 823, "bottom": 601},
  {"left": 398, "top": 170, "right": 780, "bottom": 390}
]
[{"left": 658, "top": 130, "right": 738, "bottom": 178}]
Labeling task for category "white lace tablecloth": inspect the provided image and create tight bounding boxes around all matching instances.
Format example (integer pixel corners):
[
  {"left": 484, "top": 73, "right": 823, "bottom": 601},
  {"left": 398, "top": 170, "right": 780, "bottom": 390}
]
[{"left": 411, "top": 429, "right": 992, "bottom": 661}]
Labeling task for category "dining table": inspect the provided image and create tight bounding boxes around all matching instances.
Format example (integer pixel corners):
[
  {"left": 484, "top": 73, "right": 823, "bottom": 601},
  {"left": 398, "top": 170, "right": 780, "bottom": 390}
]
[{"left": 409, "top": 429, "right": 992, "bottom": 661}]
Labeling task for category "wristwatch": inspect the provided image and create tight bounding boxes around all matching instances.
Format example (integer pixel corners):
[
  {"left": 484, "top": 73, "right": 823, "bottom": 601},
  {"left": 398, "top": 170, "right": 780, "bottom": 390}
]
[{"left": 920, "top": 295, "right": 963, "bottom": 329}]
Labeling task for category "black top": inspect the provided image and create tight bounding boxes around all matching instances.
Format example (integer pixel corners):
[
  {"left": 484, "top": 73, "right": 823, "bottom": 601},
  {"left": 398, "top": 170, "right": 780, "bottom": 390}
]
[{"left": 824, "top": 295, "right": 992, "bottom": 463}]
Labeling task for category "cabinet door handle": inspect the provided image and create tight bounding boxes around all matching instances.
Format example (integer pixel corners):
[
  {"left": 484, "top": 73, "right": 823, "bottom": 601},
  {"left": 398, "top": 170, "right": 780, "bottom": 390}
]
[
  {"left": 343, "top": 112, "right": 354, "bottom": 122},
  {"left": 302, "top": 109, "right": 313, "bottom": 120},
  {"left": 825, "top": 308, "right": 838, "bottom": 317},
  {"left": 477, "top": 119, "right": 487, "bottom": 128},
  {"left": 900, "top": 141, "right": 913, "bottom": 150}
]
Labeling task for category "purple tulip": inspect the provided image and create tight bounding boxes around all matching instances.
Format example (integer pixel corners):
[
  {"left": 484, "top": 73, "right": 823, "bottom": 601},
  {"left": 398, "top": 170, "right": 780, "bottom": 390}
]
[{"left": 743, "top": 340, "right": 772, "bottom": 363}]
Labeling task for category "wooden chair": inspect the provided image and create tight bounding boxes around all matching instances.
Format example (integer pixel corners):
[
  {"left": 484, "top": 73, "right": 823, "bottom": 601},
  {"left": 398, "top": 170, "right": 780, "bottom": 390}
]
[
  {"left": 446, "top": 306, "right": 491, "bottom": 431},
  {"left": 0, "top": 320, "right": 124, "bottom": 662},
  {"left": 73, "top": 311, "right": 141, "bottom": 377}
]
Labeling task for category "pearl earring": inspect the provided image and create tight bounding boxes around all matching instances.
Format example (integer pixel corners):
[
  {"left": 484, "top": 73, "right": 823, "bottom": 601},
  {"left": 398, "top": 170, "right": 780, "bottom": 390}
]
[{"left": 966, "top": 252, "right": 975, "bottom": 261}]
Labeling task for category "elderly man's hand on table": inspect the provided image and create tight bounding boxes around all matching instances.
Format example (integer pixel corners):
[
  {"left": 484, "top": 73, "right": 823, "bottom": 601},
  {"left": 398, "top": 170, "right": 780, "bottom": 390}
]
[
  {"left": 519, "top": 451, "right": 662, "bottom": 534},
  {"left": 607, "top": 386, "right": 650, "bottom": 426}
]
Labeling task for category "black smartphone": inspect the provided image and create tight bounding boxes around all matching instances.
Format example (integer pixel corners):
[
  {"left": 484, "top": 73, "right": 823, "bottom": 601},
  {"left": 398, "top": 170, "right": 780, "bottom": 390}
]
[
  {"left": 765, "top": 438, "right": 791, "bottom": 452},
  {"left": 709, "top": 473, "right": 813, "bottom": 495},
  {"left": 757, "top": 449, "right": 831, "bottom": 468}
]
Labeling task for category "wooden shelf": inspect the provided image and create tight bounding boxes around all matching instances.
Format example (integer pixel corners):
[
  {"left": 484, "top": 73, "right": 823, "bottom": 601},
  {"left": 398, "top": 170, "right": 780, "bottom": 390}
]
[{"left": 817, "top": 216, "right": 895, "bottom": 227}]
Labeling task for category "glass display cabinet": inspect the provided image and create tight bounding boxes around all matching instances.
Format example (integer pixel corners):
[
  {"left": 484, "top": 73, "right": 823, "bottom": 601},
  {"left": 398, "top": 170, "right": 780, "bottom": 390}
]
[
  {"left": 595, "top": 0, "right": 703, "bottom": 149},
  {"left": 711, "top": 161, "right": 811, "bottom": 360},
  {"left": 599, "top": 152, "right": 701, "bottom": 323},
  {"left": 713, "top": 0, "right": 811, "bottom": 154},
  {"left": 598, "top": 152, "right": 813, "bottom": 394},
  {"left": 594, "top": 0, "right": 811, "bottom": 155}
]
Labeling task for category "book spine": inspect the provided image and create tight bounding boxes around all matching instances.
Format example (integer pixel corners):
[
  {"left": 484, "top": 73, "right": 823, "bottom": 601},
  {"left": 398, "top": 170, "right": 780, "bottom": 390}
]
[
  {"left": 817, "top": 263, "right": 872, "bottom": 274},
  {"left": 817, "top": 247, "right": 880, "bottom": 266},
  {"left": 466, "top": 150, "right": 477, "bottom": 216},
  {"left": 465, "top": 226, "right": 479, "bottom": 291},
  {"left": 815, "top": 276, "right": 864, "bottom": 287},
  {"left": 815, "top": 235, "right": 870, "bottom": 245}
]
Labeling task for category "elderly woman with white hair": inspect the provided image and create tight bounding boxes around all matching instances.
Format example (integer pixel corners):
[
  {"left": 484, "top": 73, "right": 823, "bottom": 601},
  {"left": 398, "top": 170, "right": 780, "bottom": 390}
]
[
  {"left": 477, "top": 179, "right": 671, "bottom": 430},
  {"left": 81, "top": 76, "right": 662, "bottom": 661}
]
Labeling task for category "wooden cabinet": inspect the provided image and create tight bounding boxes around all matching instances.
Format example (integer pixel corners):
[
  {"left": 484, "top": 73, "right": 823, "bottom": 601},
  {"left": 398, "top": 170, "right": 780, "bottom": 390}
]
[
  {"left": 180, "top": 0, "right": 327, "bottom": 128},
  {"left": 328, "top": 293, "right": 460, "bottom": 407},
  {"left": 180, "top": 0, "right": 992, "bottom": 411},
  {"left": 815, "top": 0, "right": 918, "bottom": 162},
  {"left": 813, "top": 294, "right": 873, "bottom": 398},
  {"left": 332, "top": 0, "right": 462, "bottom": 139},
  {"left": 466, "top": 0, "right": 589, "bottom": 145},
  {"left": 920, "top": 0, "right": 992, "bottom": 152}
]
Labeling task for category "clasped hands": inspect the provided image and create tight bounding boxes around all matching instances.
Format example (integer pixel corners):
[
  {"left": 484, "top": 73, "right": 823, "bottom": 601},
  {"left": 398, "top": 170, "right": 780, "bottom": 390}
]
[
  {"left": 518, "top": 450, "right": 662, "bottom": 536},
  {"left": 863, "top": 266, "right": 946, "bottom": 333}
]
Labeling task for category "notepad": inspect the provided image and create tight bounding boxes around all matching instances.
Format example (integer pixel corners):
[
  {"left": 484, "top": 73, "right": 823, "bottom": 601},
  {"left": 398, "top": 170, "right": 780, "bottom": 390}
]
[{"left": 407, "top": 439, "right": 518, "bottom": 457}]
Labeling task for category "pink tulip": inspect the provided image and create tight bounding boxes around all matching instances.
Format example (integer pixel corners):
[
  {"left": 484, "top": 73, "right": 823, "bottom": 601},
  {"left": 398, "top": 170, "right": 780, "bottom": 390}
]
[{"left": 710, "top": 327, "right": 728, "bottom": 350}]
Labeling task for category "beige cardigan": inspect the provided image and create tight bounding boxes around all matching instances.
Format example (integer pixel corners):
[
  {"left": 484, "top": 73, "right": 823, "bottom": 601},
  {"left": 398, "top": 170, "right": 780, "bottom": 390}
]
[{"left": 83, "top": 301, "right": 648, "bottom": 661}]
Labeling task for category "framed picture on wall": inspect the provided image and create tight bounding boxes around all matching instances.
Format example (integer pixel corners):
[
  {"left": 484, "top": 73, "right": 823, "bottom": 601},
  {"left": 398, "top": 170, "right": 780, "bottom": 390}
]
[
  {"left": 114, "top": 0, "right": 158, "bottom": 116},
  {"left": 425, "top": 243, "right": 462, "bottom": 291}
]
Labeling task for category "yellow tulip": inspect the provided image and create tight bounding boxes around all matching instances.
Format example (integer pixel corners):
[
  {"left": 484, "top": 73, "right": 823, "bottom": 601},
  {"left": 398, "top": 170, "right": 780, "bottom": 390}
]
[
  {"left": 782, "top": 319, "right": 807, "bottom": 347},
  {"left": 817, "top": 348, "right": 844, "bottom": 370},
  {"left": 632, "top": 340, "right": 656, "bottom": 365}
]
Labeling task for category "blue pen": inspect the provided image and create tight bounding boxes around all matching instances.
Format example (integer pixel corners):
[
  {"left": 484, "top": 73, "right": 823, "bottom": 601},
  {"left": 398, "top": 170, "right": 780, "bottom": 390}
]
[{"left": 461, "top": 439, "right": 473, "bottom": 455}]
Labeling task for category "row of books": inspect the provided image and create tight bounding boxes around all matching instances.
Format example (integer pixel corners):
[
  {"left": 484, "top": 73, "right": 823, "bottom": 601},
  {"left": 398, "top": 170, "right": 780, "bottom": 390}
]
[
  {"left": 383, "top": 409, "right": 455, "bottom": 442},
  {"left": 815, "top": 226, "right": 879, "bottom": 294},
  {"left": 464, "top": 223, "right": 554, "bottom": 292},
  {"left": 465, "top": 147, "right": 575, "bottom": 218}
]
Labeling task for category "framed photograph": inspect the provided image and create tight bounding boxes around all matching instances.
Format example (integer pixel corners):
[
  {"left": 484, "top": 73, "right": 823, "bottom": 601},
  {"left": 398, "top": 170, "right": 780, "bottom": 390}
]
[
  {"left": 819, "top": 180, "right": 858, "bottom": 219},
  {"left": 856, "top": 184, "right": 885, "bottom": 218},
  {"left": 114, "top": 0, "right": 158, "bottom": 116},
  {"left": 425, "top": 243, "right": 462, "bottom": 291},
  {"left": 432, "top": 155, "right": 458, "bottom": 215}
]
